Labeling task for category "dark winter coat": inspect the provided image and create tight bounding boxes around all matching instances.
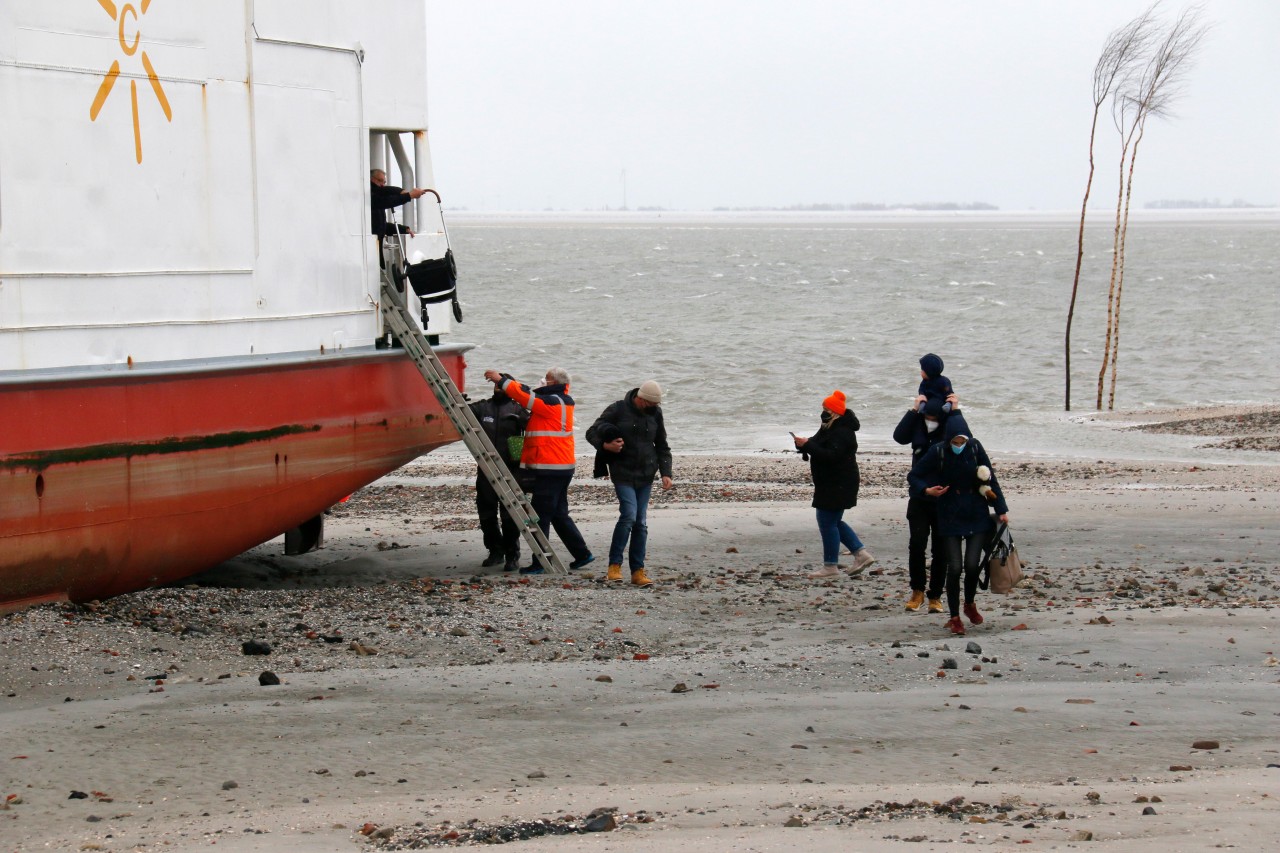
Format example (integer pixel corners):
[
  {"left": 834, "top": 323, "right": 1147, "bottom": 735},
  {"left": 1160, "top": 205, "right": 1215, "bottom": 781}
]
[
  {"left": 893, "top": 403, "right": 951, "bottom": 504},
  {"left": 892, "top": 405, "right": 950, "bottom": 462},
  {"left": 916, "top": 374, "right": 953, "bottom": 406},
  {"left": 907, "top": 415, "right": 1008, "bottom": 537},
  {"left": 799, "top": 410, "right": 861, "bottom": 510},
  {"left": 371, "top": 182, "right": 419, "bottom": 236},
  {"left": 469, "top": 393, "right": 529, "bottom": 474},
  {"left": 585, "top": 389, "right": 673, "bottom": 487}
]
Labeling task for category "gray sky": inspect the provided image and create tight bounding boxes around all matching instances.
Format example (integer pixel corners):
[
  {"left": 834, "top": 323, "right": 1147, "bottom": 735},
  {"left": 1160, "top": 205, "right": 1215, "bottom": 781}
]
[{"left": 425, "top": 1, "right": 1278, "bottom": 212}]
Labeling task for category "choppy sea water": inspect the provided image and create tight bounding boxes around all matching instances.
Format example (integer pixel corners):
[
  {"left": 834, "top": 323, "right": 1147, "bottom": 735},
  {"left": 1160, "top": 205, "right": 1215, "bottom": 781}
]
[{"left": 441, "top": 210, "right": 1279, "bottom": 465}]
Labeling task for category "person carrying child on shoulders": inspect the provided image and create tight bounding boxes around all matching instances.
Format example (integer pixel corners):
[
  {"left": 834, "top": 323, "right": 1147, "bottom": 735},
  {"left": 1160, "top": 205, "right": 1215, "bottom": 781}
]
[
  {"left": 893, "top": 392, "right": 956, "bottom": 613},
  {"left": 907, "top": 413, "right": 1008, "bottom": 636}
]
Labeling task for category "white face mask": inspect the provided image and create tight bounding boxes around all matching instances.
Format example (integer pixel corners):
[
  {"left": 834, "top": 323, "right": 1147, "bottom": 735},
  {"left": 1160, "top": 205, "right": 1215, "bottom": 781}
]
[{"left": 925, "top": 419, "right": 940, "bottom": 433}]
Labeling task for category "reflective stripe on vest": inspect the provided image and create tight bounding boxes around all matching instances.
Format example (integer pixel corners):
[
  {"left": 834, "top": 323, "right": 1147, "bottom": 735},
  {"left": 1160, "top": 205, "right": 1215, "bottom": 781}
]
[{"left": 523, "top": 462, "right": 576, "bottom": 471}]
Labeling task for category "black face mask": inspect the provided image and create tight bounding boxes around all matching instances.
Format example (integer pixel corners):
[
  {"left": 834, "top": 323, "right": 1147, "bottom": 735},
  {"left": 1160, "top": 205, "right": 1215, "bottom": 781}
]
[{"left": 820, "top": 411, "right": 834, "bottom": 423}]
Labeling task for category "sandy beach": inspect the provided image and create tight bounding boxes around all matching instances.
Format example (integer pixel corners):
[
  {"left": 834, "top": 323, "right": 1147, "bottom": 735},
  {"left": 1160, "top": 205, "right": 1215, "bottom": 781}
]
[{"left": 2, "top": 406, "right": 1278, "bottom": 851}]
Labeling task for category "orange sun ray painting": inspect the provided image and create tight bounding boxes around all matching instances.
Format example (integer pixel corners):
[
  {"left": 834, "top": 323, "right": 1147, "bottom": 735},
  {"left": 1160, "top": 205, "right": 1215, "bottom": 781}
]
[{"left": 89, "top": 0, "right": 171, "bottom": 163}]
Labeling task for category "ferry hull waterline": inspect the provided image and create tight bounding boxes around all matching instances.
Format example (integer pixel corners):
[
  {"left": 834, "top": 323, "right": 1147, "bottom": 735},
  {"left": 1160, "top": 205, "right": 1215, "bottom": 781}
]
[{"left": 1, "top": 2, "right": 464, "bottom": 609}]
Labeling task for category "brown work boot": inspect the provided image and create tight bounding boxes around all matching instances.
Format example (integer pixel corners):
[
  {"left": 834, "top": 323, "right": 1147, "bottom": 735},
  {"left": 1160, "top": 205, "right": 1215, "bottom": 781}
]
[
  {"left": 631, "top": 568, "right": 654, "bottom": 588},
  {"left": 905, "top": 590, "right": 926, "bottom": 611},
  {"left": 927, "top": 596, "right": 944, "bottom": 614},
  {"left": 606, "top": 563, "right": 623, "bottom": 582}
]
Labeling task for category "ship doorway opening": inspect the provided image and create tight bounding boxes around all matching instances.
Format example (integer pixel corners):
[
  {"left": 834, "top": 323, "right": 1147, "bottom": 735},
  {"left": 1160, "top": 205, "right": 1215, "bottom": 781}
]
[
  {"left": 368, "top": 130, "right": 457, "bottom": 338},
  {"left": 369, "top": 130, "right": 436, "bottom": 238}
]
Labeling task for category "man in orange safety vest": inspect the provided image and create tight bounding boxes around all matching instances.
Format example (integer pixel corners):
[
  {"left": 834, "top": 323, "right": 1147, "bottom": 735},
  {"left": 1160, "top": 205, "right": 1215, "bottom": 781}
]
[{"left": 483, "top": 366, "right": 594, "bottom": 574}]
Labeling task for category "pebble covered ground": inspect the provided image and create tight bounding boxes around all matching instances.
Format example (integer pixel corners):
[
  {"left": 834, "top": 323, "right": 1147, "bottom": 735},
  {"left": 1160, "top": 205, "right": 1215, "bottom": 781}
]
[
  {"left": 2, "top": 547, "right": 1274, "bottom": 703},
  {"left": 3, "top": 448, "right": 1276, "bottom": 702},
  {"left": 1, "top": 407, "right": 1277, "bottom": 849}
]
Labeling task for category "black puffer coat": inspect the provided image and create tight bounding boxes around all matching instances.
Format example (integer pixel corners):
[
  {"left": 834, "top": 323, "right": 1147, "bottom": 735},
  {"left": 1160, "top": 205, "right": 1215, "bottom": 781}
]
[
  {"left": 585, "top": 389, "right": 673, "bottom": 487},
  {"left": 800, "top": 410, "right": 860, "bottom": 510}
]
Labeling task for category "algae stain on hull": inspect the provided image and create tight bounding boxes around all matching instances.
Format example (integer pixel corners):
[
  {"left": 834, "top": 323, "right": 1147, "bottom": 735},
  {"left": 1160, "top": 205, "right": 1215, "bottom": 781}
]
[{"left": 1, "top": 425, "right": 322, "bottom": 472}]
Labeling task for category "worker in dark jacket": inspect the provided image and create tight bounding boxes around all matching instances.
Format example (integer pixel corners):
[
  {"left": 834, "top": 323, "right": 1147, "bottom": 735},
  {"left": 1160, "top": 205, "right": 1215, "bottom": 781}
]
[
  {"left": 469, "top": 388, "right": 529, "bottom": 572},
  {"left": 794, "top": 390, "right": 875, "bottom": 579},
  {"left": 908, "top": 413, "right": 1009, "bottom": 637},
  {"left": 892, "top": 394, "right": 955, "bottom": 612},
  {"left": 586, "top": 381, "right": 673, "bottom": 587}
]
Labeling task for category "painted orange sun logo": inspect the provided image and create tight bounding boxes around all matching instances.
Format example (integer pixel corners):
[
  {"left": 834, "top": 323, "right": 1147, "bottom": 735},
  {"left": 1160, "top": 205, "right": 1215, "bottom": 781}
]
[{"left": 88, "top": 0, "right": 172, "bottom": 164}]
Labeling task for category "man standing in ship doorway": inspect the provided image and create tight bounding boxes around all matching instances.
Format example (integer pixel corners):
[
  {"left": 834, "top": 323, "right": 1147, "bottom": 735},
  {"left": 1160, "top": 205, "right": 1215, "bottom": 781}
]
[
  {"left": 586, "top": 380, "right": 673, "bottom": 588},
  {"left": 483, "top": 367, "right": 595, "bottom": 574},
  {"left": 370, "top": 168, "right": 427, "bottom": 237},
  {"left": 469, "top": 387, "right": 530, "bottom": 572}
]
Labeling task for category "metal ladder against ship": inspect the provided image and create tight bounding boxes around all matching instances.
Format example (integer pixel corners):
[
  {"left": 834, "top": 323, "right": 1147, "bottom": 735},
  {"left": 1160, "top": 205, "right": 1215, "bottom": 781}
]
[{"left": 377, "top": 234, "right": 567, "bottom": 576}]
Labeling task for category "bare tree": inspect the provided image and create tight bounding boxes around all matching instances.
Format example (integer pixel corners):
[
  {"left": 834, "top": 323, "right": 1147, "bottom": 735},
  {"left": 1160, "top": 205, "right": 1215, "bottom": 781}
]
[
  {"left": 1095, "top": 89, "right": 1145, "bottom": 409},
  {"left": 1065, "top": 7, "right": 1157, "bottom": 411},
  {"left": 1098, "top": 6, "right": 1208, "bottom": 409}
]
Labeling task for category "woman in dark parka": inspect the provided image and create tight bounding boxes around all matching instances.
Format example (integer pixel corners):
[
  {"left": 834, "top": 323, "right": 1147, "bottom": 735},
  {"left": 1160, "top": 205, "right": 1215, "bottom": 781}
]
[
  {"left": 794, "top": 390, "right": 876, "bottom": 578},
  {"left": 907, "top": 413, "right": 1008, "bottom": 635}
]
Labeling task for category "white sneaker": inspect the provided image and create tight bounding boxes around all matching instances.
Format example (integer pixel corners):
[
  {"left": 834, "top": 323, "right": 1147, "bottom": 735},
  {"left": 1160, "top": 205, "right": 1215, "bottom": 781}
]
[
  {"left": 851, "top": 548, "right": 876, "bottom": 571},
  {"left": 808, "top": 564, "right": 840, "bottom": 579}
]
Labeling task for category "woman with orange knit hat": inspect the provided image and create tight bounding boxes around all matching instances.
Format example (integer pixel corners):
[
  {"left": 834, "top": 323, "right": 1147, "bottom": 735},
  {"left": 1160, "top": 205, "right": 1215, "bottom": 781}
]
[{"left": 793, "top": 390, "right": 875, "bottom": 578}]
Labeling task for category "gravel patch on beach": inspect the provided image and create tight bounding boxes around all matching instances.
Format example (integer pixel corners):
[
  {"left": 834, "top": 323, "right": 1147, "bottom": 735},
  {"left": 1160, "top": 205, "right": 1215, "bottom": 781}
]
[{"left": 1127, "top": 408, "right": 1280, "bottom": 452}]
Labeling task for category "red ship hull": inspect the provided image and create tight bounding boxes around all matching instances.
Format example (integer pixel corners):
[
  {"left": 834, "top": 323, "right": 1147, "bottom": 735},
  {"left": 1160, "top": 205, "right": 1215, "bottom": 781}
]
[{"left": 0, "top": 348, "right": 466, "bottom": 611}]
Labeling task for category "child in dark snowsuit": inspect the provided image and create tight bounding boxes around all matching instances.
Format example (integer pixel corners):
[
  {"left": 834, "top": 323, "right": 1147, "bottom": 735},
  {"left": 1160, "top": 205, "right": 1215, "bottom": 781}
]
[{"left": 917, "top": 353, "right": 954, "bottom": 414}]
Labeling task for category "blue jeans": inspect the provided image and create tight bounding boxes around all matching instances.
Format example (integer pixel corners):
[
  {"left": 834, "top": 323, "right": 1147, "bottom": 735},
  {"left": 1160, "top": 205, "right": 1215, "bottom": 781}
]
[
  {"left": 815, "top": 507, "right": 864, "bottom": 565},
  {"left": 609, "top": 481, "right": 652, "bottom": 569}
]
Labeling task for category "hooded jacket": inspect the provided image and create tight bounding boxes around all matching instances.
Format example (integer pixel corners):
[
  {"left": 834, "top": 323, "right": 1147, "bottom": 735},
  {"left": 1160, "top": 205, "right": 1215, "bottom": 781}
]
[
  {"left": 799, "top": 409, "right": 861, "bottom": 510},
  {"left": 586, "top": 388, "right": 673, "bottom": 487},
  {"left": 907, "top": 413, "right": 1008, "bottom": 536},
  {"left": 916, "top": 353, "right": 953, "bottom": 407}
]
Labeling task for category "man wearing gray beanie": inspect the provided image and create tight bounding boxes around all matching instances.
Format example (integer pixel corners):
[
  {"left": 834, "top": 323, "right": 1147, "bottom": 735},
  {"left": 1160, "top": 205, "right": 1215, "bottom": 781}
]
[{"left": 586, "top": 380, "right": 674, "bottom": 587}]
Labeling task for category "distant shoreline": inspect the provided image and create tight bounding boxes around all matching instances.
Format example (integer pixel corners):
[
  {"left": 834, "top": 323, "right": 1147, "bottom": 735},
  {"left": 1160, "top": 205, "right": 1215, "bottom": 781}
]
[{"left": 444, "top": 208, "right": 1280, "bottom": 226}]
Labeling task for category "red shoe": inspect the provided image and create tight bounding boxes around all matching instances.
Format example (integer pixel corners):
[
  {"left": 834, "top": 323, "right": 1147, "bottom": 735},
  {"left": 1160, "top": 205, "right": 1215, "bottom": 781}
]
[
  {"left": 945, "top": 616, "right": 966, "bottom": 636},
  {"left": 963, "top": 602, "right": 984, "bottom": 625}
]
